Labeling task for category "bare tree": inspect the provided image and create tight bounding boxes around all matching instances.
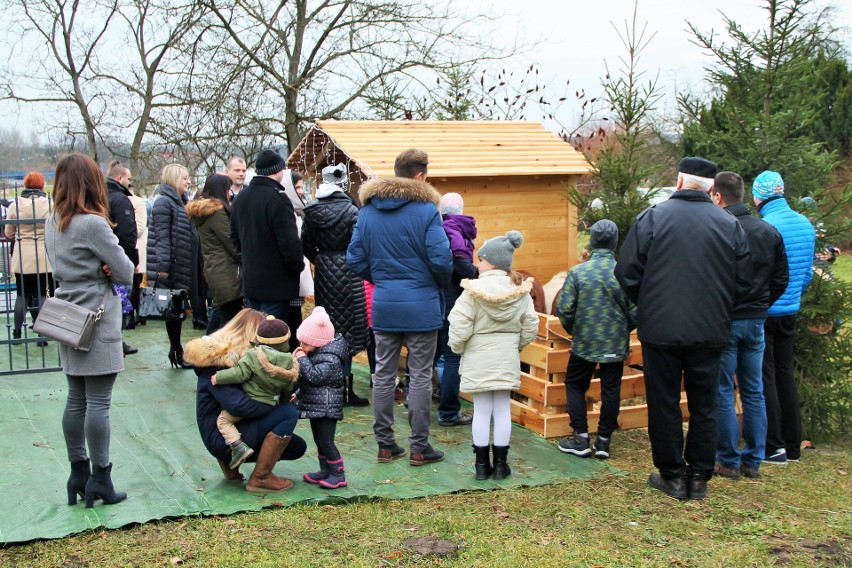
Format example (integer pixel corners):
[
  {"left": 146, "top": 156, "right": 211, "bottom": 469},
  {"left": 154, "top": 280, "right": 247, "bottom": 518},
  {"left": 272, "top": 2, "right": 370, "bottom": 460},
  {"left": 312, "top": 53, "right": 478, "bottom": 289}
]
[
  {"left": 1, "top": 0, "right": 120, "bottom": 161},
  {"left": 197, "top": 0, "right": 499, "bottom": 151}
]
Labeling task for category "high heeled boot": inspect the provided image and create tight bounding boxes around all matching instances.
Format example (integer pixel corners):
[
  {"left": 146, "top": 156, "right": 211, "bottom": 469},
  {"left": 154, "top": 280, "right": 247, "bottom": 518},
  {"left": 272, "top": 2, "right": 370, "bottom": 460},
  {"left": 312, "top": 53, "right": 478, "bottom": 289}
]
[
  {"left": 67, "top": 459, "right": 91, "bottom": 505},
  {"left": 473, "top": 445, "right": 492, "bottom": 480},
  {"left": 491, "top": 445, "right": 511, "bottom": 480},
  {"left": 84, "top": 463, "right": 127, "bottom": 508},
  {"left": 246, "top": 432, "right": 294, "bottom": 493},
  {"left": 168, "top": 346, "right": 193, "bottom": 369},
  {"left": 345, "top": 374, "right": 369, "bottom": 407}
]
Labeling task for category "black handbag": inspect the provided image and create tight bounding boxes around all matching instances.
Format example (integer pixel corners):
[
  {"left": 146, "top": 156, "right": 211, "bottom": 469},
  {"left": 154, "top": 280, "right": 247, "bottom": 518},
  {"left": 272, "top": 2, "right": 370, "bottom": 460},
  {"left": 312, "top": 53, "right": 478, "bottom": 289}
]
[
  {"left": 138, "top": 277, "right": 188, "bottom": 321},
  {"left": 33, "top": 287, "right": 112, "bottom": 352}
]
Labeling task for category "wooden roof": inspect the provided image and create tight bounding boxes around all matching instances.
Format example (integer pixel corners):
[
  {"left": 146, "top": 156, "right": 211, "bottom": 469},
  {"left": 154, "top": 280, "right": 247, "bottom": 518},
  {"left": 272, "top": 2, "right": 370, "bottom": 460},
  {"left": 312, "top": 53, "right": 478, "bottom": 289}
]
[{"left": 286, "top": 120, "right": 590, "bottom": 179}]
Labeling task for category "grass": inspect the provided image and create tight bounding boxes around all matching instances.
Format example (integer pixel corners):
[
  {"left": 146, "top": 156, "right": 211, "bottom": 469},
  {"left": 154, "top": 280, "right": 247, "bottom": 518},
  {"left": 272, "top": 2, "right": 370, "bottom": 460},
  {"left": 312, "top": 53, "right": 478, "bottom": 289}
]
[
  {"left": 2, "top": 429, "right": 850, "bottom": 566},
  {"left": 830, "top": 254, "right": 852, "bottom": 283}
]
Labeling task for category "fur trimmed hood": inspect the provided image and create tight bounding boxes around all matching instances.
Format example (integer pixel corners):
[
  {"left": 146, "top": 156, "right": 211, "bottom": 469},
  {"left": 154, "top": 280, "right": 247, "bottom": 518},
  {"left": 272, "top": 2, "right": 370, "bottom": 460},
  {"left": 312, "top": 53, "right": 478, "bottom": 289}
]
[
  {"left": 254, "top": 346, "right": 300, "bottom": 381},
  {"left": 358, "top": 177, "right": 442, "bottom": 208},
  {"left": 183, "top": 335, "right": 244, "bottom": 369},
  {"left": 461, "top": 271, "right": 534, "bottom": 322},
  {"left": 185, "top": 197, "right": 225, "bottom": 220}
]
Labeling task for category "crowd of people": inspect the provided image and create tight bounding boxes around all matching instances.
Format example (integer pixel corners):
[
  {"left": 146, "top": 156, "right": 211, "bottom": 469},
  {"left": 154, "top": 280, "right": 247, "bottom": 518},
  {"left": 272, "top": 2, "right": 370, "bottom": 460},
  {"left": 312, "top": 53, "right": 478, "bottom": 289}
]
[{"left": 5, "top": 146, "right": 821, "bottom": 507}]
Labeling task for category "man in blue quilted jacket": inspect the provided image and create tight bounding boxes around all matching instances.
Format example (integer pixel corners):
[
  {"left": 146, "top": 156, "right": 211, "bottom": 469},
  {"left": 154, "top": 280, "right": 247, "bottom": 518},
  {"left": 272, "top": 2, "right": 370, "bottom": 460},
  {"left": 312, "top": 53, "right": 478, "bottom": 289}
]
[
  {"left": 752, "top": 171, "right": 816, "bottom": 465},
  {"left": 347, "top": 148, "right": 453, "bottom": 467}
]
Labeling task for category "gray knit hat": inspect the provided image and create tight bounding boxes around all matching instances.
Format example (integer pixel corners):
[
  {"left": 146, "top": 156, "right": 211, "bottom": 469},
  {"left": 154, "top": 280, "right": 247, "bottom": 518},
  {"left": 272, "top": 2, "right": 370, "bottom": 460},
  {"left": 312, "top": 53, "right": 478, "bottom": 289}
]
[
  {"left": 478, "top": 230, "right": 523, "bottom": 272},
  {"left": 590, "top": 219, "right": 618, "bottom": 251}
]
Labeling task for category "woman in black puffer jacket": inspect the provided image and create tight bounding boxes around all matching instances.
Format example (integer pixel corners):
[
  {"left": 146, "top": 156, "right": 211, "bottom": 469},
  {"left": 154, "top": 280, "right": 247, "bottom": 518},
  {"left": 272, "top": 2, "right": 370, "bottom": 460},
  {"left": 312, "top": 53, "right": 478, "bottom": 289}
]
[
  {"left": 147, "top": 163, "right": 194, "bottom": 368},
  {"left": 301, "top": 163, "right": 368, "bottom": 406}
]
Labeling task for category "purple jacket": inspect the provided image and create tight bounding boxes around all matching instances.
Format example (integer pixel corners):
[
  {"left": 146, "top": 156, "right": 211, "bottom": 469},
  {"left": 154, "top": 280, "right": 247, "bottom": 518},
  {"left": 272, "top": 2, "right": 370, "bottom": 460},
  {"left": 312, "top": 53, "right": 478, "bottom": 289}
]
[{"left": 443, "top": 214, "right": 477, "bottom": 262}]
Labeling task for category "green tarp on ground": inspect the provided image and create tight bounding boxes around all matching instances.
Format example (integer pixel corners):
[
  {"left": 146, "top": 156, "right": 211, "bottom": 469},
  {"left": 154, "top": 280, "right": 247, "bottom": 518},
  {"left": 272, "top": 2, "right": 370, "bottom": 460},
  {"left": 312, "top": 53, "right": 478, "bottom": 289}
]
[{"left": 0, "top": 322, "right": 610, "bottom": 544}]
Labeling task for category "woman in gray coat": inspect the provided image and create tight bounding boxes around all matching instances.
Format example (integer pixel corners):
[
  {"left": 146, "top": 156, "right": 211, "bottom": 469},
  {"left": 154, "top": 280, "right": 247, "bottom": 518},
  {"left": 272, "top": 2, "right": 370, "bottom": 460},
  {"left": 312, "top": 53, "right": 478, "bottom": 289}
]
[{"left": 45, "top": 153, "right": 134, "bottom": 508}]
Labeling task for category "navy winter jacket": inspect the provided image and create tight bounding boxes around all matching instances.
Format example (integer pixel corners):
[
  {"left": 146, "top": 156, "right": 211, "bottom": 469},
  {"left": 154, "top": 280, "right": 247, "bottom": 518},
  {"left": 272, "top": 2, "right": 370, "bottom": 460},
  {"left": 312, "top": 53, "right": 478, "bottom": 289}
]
[{"left": 346, "top": 177, "right": 453, "bottom": 333}]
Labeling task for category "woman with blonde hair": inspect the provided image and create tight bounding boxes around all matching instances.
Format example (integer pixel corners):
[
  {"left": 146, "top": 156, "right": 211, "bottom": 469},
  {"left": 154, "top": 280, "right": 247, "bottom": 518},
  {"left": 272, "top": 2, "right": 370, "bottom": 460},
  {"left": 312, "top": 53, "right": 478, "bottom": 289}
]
[
  {"left": 147, "top": 163, "right": 194, "bottom": 367},
  {"left": 4, "top": 171, "right": 54, "bottom": 343},
  {"left": 184, "top": 308, "right": 307, "bottom": 491},
  {"left": 45, "top": 153, "right": 134, "bottom": 507}
]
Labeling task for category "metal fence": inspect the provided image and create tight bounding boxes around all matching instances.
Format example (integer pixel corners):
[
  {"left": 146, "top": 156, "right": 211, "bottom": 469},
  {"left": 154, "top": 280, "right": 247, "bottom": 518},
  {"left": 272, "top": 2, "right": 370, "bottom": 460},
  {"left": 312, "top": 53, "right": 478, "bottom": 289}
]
[{"left": 1, "top": 184, "right": 61, "bottom": 375}]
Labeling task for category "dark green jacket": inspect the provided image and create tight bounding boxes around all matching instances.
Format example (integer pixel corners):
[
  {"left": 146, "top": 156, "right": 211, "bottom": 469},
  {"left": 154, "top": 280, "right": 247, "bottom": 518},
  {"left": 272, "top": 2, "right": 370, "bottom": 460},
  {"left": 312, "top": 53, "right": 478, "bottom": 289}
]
[
  {"left": 215, "top": 346, "right": 298, "bottom": 406},
  {"left": 556, "top": 249, "right": 636, "bottom": 363},
  {"left": 186, "top": 197, "right": 242, "bottom": 306}
]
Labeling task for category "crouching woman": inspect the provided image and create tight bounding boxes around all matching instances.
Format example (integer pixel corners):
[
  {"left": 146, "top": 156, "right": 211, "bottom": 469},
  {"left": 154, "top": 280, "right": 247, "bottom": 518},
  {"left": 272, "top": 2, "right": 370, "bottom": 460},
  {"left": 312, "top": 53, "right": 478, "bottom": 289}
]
[{"left": 184, "top": 308, "right": 307, "bottom": 492}]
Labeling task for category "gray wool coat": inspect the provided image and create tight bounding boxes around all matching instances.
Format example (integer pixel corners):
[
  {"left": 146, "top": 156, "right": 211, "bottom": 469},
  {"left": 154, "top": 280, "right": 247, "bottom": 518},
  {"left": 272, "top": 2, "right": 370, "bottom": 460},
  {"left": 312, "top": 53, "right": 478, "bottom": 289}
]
[{"left": 45, "top": 213, "right": 134, "bottom": 376}]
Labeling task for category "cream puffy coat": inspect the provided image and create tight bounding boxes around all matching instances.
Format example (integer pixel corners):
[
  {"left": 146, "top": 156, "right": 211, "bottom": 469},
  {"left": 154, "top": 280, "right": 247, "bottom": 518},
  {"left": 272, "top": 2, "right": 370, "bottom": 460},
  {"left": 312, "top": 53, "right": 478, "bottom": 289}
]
[
  {"left": 448, "top": 270, "right": 539, "bottom": 393},
  {"left": 4, "top": 193, "right": 52, "bottom": 274}
]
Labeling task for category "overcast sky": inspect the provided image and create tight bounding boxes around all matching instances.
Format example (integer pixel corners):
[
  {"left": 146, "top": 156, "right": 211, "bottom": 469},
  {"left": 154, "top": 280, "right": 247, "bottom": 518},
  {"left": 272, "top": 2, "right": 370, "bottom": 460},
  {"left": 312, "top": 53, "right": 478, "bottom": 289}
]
[{"left": 0, "top": 0, "right": 849, "bottom": 139}]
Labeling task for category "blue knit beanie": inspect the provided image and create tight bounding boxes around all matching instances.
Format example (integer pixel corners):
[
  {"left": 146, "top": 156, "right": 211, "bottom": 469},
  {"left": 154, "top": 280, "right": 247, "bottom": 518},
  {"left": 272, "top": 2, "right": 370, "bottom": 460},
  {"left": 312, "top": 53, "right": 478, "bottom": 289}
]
[{"left": 753, "top": 170, "right": 784, "bottom": 200}]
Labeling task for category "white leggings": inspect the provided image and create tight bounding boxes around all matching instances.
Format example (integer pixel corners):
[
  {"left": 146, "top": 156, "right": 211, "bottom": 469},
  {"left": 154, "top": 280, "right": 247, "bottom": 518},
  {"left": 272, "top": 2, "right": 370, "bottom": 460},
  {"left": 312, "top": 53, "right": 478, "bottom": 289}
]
[{"left": 472, "top": 390, "right": 512, "bottom": 447}]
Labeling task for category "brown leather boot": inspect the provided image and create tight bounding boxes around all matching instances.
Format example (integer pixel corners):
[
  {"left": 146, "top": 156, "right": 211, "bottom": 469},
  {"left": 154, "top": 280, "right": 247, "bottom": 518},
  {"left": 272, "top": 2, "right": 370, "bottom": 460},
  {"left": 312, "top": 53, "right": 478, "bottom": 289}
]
[
  {"left": 246, "top": 433, "right": 294, "bottom": 493},
  {"left": 217, "top": 459, "right": 245, "bottom": 482}
]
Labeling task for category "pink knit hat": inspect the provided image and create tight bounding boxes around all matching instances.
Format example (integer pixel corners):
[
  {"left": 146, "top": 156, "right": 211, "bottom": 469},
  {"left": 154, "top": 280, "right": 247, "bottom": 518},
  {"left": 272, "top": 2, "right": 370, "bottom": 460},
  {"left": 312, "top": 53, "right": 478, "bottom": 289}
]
[
  {"left": 440, "top": 192, "right": 464, "bottom": 215},
  {"left": 297, "top": 306, "right": 335, "bottom": 347}
]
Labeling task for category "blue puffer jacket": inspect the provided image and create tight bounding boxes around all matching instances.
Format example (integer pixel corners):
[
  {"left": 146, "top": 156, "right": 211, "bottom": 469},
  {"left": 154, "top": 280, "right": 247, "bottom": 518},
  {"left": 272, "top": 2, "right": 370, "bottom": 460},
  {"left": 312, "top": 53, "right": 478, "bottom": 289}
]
[
  {"left": 758, "top": 197, "right": 815, "bottom": 316},
  {"left": 296, "top": 335, "right": 348, "bottom": 420},
  {"left": 347, "top": 177, "right": 453, "bottom": 332}
]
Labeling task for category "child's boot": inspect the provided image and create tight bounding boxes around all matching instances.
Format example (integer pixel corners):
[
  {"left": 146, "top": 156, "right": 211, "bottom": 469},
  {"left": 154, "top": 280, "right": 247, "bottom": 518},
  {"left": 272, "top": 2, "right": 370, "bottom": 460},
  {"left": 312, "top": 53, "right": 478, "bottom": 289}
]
[
  {"left": 319, "top": 458, "right": 348, "bottom": 489},
  {"left": 303, "top": 455, "right": 329, "bottom": 484},
  {"left": 473, "top": 445, "right": 492, "bottom": 480},
  {"left": 492, "top": 445, "right": 511, "bottom": 480},
  {"left": 229, "top": 440, "right": 255, "bottom": 470}
]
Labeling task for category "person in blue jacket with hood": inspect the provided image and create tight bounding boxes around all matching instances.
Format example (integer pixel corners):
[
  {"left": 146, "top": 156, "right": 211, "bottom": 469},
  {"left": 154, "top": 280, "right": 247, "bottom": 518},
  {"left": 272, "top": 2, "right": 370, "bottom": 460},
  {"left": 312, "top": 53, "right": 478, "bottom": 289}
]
[
  {"left": 752, "top": 170, "right": 816, "bottom": 465},
  {"left": 347, "top": 148, "right": 453, "bottom": 467}
]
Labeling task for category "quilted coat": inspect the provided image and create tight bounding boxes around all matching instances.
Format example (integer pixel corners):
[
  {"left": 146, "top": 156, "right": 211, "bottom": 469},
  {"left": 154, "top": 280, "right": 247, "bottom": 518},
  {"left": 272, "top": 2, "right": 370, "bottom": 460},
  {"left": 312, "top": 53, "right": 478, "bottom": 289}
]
[
  {"left": 757, "top": 196, "right": 816, "bottom": 317},
  {"left": 147, "top": 184, "right": 193, "bottom": 291},
  {"left": 296, "top": 335, "right": 348, "bottom": 420},
  {"left": 186, "top": 197, "right": 242, "bottom": 306},
  {"left": 346, "top": 177, "right": 453, "bottom": 333},
  {"left": 301, "top": 189, "right": 367, "bottom": 354},
  {"left": 555, "top": 248, "right": 636, "bottom": 363},
  {"left": 214, "top": 345, "right": 299, "bottom": 407},
  {"left": 448, "top": 270, "right": 539, "bottom": 393}
]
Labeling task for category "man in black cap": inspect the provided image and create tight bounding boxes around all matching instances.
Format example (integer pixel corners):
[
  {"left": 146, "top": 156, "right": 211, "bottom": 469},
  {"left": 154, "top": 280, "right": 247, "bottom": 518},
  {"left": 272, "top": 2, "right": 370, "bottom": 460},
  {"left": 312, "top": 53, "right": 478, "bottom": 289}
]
[
  {"left": 230, "top": 149, "right": 304, "bottom": 347},
  {"left": 615, "top": 157, "right": 751, "bottom": 500}
]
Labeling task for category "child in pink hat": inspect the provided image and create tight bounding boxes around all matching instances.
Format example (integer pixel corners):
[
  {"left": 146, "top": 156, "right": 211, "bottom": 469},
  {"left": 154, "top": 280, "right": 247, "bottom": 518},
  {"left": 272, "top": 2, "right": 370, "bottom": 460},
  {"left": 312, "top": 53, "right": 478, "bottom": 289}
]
[{"left": 293, "top": 307, "right": 351, "bottom": 489}]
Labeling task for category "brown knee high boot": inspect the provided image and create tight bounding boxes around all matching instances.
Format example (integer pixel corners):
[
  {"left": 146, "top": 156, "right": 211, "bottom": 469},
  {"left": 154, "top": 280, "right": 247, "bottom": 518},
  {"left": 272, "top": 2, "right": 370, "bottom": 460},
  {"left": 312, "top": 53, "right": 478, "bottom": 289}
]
[{"left": 246, "top": 432, "right": 294, "bottom": 493}]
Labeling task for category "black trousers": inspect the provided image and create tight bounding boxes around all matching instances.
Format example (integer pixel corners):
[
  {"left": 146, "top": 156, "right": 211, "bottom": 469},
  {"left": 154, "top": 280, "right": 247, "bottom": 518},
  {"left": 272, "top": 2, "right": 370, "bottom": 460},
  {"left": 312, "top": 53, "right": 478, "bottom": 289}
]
[
  {"left": 763, "top": 315, "right": 801, "bottom": 459},
  {"left": 309, "top": 417, "right": 340, "bottom": 461},
  {"left": 642, "top": 344, "right": 721, "bottom": 481},
  {"left": 565, "top": 354, "right": 624, "bottom": 437}
]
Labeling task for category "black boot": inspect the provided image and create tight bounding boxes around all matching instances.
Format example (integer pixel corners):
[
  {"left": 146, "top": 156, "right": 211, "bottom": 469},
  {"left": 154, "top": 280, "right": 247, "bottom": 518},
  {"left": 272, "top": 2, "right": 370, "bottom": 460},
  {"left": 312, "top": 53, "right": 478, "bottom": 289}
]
[
  {"left": 345, "top": 374, "right": 369, "bottom": 407},
  {"left": 85, "top": 463, "right": 127, "bottom": 508},
  {"left": 168, "top": 346, "right": 193, "bottom": 369},
  {"left": 473, "top": 445, "right": 492, "bottom": 480},
  {"left": 67, "top": 459, "right": 90, "bottom": 505},
  {"left": 492, "top": 445, "right": 511, "bottom": 480}
]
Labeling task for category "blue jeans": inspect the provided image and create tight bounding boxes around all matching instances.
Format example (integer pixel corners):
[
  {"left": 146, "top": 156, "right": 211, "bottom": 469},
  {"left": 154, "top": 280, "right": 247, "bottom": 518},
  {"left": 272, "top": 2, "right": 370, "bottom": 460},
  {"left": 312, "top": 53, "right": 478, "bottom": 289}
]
[
  {"left": 435, "top": 324, "right": 461, "bottom": 421},
  {"left": 717, "top": 319, "right": 767, "bottom": 470}
]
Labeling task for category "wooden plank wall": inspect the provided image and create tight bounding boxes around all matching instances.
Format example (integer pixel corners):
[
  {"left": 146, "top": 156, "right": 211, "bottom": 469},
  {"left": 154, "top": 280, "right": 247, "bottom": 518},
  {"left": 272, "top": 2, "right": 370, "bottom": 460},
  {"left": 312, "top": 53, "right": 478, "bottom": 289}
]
[{"left": 432, "top": 175, "right": 578, "bottom": 284}]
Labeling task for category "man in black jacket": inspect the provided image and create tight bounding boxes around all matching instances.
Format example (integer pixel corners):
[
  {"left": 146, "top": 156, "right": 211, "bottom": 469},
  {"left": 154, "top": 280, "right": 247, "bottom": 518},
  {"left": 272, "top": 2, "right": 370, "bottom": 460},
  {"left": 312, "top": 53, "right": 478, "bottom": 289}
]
[
  {"left": 106, "top": 160, "right": 139, "bottom": 356},
  {"left": 230, "top": 149, "right": 304, "bottom": 348},
  {"left": 615, "top": 157, "right": 751, "bottom": 500},
  {"left": 710, "top": 172, "right": 788, "bottom": 482}
]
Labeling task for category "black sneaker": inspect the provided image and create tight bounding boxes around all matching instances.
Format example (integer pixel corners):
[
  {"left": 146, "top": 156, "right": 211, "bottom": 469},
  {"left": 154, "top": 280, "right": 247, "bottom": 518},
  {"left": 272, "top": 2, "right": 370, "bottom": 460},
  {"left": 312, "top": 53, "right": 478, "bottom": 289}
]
[
  {"left": 558, "top": 432, "right": 591, "bottom": 457},
  {"left": 593, "top": 436, "right": 611, "bottom": 459},
  {"left": 762, "top": 449, "right": 788, "bottom": 465}
]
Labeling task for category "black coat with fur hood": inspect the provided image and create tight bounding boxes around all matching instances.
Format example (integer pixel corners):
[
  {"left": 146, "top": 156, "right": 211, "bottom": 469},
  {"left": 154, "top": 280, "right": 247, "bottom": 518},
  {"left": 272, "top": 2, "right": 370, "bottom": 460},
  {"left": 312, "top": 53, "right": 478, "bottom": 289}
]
[{"left": 186, "top": 197, "right": 242, "bottom": 306}]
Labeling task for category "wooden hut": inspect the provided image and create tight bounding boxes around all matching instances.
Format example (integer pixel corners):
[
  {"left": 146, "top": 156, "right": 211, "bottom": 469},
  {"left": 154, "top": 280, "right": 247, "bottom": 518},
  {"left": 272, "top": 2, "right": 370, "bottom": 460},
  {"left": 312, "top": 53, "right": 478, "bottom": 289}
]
[{"left": 287, "top": 120, "right": 589, "bottom": 283}]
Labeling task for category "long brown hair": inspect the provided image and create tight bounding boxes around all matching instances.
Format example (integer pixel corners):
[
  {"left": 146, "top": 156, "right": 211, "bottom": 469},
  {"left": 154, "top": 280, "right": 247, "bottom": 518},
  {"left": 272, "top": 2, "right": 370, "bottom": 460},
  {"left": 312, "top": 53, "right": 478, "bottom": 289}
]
[{"left": 52, "top": 153, "right": 112, "bottom": 232}]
